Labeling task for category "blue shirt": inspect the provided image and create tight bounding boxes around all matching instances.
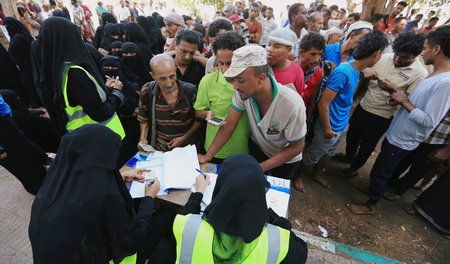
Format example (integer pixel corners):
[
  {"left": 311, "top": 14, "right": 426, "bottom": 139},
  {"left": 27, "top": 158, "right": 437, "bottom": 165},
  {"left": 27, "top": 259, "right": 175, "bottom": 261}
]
[
  {"left": 0, "top": 94, "right": 12, "bottom": 117},
  {"left": 323, "top": 42, "right": 354, "bottom": 67},
  {"left": 321, "top": 62, "right": 360, "bottom": 132},
  {"left": 386, "top": 72, "right": 450, "bottom": 151}
]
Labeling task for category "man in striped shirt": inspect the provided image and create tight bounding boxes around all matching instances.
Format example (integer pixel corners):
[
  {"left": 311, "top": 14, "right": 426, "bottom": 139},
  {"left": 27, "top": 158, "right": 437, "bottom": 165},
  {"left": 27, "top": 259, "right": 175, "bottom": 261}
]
[{"left": 137, "top": 54, "right": 201, "bottom": 152}]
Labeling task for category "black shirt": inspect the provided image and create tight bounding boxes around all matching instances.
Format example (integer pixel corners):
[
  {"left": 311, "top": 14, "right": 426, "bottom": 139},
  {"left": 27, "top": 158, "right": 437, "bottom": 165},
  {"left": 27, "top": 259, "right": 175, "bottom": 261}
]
[{"left": 174, "top": 57, "right": 205, "bottom": 86}]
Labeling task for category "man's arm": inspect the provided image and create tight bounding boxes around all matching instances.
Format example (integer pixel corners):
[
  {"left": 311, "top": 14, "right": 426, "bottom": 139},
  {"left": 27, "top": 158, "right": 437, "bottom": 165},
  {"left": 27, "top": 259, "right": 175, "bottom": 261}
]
[
  {"left": 168, "top": 120, "right": 202, "bottom": 149},
  {"left": 198, "top": 107, "right": 243, "bottom": 163},
  {"left": 318, "top": 88, "right": 339, "bottom": 139},
  {"left": 260, "top": 139, "right": 304, "bottom": 172},
  {"left": 139, "top": 122, "right": 150, "bottom": 146}
]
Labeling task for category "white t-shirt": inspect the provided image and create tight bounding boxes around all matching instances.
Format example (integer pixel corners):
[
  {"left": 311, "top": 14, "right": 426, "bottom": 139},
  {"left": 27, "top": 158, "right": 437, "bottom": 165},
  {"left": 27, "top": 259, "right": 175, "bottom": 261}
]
[
  {"left": 118, "top": 6, "right": 131, "bottom": 21},
  {"left": 231, "top": 74, "right": 307, "bottom": 163}
]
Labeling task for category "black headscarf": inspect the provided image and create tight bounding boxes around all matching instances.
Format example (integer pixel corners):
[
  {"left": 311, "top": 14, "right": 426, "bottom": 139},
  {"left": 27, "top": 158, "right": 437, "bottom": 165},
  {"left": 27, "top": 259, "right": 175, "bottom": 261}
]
[
  {"left": 111, "top": 40, "right": 123, "bottom": 57},
  {"left": 34, "top": 17, "right": 108, "bottom": 136},
  {"left": 146, "top": 16, "right": 165, "bottom": 54},
  {"left": 52, "top": 9, "right": 70, "bottom": 20},
  {"left": 121, "top": 42, "right": 152, "bottom": 86},
  {"left": 99, "top": 55, "right": 122, "bottom": 79},
  {"left": 102, "top": 23, "right": 122, "bottom": 53},
  {"left": 203, "top": 154, "right": 270, "bottom": 243},
  {"left": 152, "top": 12, "right": 165, "bottom": 28},
  {"left": 93, "top": 12, "right": 118, "bottom": 48},
  {"left": 29, "top": 124, "right": 135, "bottom": 264},
  {"left": 3, "top": 17, "right": 41, "bottom": 107},
  {"left": 123, "top": 22, "right": 153, "bottom": 64},
  {"left": 136, "top": 16, "right": 157, "bottom": 54}
]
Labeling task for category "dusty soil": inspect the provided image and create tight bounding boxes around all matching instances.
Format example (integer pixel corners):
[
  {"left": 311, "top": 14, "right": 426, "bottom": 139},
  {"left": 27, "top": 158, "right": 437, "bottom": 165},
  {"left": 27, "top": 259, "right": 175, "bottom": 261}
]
[{"left": 288, "top": 138, "right": 450, "bottom": 264}]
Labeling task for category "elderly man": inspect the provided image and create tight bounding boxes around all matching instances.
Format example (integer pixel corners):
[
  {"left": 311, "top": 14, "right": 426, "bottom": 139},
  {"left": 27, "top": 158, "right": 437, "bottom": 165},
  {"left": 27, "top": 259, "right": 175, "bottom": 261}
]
[
  {"left": 267, "top": 28, "right": 305, "bottom": 95},
  {"left": 323, "top": 21, "right": 372, "bottom": 66},
  {"left": 198, "top": 45, "right": 307, "bottom": 180},
  {"left": 223, "top": 4, "right": 237, "bottom": 18},
  {"left": 164, "top": 13, "right": 186, "bottom": 52},
  {"left": 307, "top": 12, "right": 323, "bottom": 33},
  {"left": 138, "top": 54, "right": 201, "bottom": 152}
]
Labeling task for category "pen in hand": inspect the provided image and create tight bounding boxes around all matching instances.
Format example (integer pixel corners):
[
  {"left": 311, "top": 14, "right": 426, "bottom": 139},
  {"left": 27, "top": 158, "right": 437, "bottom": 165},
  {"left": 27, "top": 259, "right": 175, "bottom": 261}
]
[{"left": 195, "top": 168, "right": 207, "bottom": 179}]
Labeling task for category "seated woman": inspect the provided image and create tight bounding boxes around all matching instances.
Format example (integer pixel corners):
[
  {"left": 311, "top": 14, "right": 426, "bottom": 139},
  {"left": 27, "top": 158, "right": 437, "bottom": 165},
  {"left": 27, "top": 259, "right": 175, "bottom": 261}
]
[
  {"left": 174, "top": 154, "right": 308, "bottom": 263},
  {"left": 29, "top": 124, "right": 163, "bottom": 264}
]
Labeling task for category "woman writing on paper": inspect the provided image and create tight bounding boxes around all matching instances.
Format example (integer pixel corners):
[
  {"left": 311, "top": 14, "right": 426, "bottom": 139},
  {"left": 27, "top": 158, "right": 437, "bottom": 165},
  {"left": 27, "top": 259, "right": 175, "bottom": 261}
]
[
  {"left": 173, "top": 154, "right": 308, "bottom": 264},
  {"left": 29, "top": 124, "right": 170, "bottom": 264}
]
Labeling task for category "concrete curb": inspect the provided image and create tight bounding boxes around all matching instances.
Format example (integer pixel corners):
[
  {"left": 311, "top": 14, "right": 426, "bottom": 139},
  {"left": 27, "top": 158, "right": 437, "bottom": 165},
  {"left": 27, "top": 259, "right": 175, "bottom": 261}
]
[{"left": 293, "top": 229, "right": 404, "bottom": 264}]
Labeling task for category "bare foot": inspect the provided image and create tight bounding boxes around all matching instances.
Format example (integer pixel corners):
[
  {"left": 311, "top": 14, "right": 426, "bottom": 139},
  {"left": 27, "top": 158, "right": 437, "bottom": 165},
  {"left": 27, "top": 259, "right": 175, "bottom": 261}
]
[
  {"left": 293, "top": 176, "right": 305, "bottom": 192},
  {"left": 313, "top": 175, "right": 331, "bottom": 189},
  {"left": 346, "top": 203, "right": 375, "bottom": 215}
]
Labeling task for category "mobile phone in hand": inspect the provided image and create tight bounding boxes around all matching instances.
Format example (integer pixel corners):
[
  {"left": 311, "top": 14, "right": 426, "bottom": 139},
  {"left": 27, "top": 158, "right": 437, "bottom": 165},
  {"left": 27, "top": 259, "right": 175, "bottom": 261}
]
[{"left": 207, "top": 116, "right": 225, "bottom": 126}]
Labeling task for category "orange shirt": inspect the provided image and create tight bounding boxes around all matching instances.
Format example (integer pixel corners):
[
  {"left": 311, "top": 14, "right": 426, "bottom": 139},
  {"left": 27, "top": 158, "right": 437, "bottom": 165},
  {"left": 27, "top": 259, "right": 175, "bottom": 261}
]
[{"left": 245, "top": 19, "right": 262, "bottom": 35}]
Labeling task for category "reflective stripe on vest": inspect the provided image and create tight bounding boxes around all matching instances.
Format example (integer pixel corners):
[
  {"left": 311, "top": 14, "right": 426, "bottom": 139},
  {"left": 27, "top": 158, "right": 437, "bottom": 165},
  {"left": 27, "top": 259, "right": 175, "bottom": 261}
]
[
  {"left": 62, "top": 63, "right": 125, "bottom": 139},
  {"left": 173, "top": 214, "right": 290, "bottom": 264},
  {"left": 109, "top": 253, "right": 137, "bottom": 264}
]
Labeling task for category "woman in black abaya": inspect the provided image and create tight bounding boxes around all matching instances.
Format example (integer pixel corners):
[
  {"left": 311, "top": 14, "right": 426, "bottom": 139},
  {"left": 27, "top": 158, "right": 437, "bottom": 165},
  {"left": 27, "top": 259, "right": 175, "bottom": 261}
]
[
  {"left": 136, "top": 16, "right": 159, "bottom": 55},
  {"left": 123, "top": 22, "right": 153, "bottom": 64},
  {"left": 33, "top": 17, "right": 125, "bottom": 138},
  {"left": 176, "top": 154, "right": 308, "bottom": 264},
  {"left": 99, "top": 56, "right": 140, "bottom": 166},
  {"left": 146, "top": 16, "right": 165, "bottom": 54},
  {"left": 3, "top": 17, "right": 41, "bottom": 107},
  {"left": 121, "top": 42, "right": 152, "bottom": 87},
  {"left": 102, "top": 23, "right": 123, "bottom": 54},
  {"left": 93, "top": 12, "right": 117, "bottom": 49},
  {"left": 29, "top": 124, "right": 162, "bottom": 264}
]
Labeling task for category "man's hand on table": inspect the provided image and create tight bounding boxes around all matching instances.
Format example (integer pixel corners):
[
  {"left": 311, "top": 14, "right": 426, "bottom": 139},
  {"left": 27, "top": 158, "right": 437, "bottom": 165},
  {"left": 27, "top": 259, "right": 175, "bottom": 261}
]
[
  {"left": 198, "top": 153, "right": 212, "bottom": 164},
  {"left": 195, "top": 174, "right": 210, "bottom": 194},
  {"left": 137, "top": 139, "right": 148, "bottom": 150},
  {"left": 145, "top": 178, "right": 161, "bottom": 198},
  {"left": 121, "top": 169, "right": 148, "bottom": 182}
]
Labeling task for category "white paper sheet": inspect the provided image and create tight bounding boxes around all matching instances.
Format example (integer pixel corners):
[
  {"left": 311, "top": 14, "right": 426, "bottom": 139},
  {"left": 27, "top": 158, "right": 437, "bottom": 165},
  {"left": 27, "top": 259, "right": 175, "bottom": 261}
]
[
  {"left": 163, "top": 145, "right": 200, "bottom": 190},
  {"left": 266, "top": 188, "right": 290, "bottom": 217}
]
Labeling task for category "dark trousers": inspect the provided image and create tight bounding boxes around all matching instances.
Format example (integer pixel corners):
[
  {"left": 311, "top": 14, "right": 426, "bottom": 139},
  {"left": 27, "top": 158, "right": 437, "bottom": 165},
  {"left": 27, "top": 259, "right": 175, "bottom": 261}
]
[
  {"left": 368, "top": 139, "right": 410, "bottom": 204},
  {"left": 390, "top": 143, "right": 444, "bottom": 195},
  {"left": 249, "top": 140, "right": 299, "bottom": 180},
  {"left": 117, "top": 116, "right": 140, "bottom": 167},
  {"left": 346, "top": 104, "right": 392, "bottom": 171}
]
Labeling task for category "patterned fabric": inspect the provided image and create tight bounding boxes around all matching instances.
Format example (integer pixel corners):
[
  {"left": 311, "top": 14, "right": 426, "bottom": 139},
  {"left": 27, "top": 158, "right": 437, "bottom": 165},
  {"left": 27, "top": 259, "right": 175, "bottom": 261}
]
[{"left": 425, "top": 110, "right": 450, "bottom": 145}]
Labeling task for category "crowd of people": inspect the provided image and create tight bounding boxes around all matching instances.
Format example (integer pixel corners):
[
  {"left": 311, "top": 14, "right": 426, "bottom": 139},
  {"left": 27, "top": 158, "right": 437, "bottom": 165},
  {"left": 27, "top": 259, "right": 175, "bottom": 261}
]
[{"left": 0, "top": 0, "right": 449, "bottom": 263}]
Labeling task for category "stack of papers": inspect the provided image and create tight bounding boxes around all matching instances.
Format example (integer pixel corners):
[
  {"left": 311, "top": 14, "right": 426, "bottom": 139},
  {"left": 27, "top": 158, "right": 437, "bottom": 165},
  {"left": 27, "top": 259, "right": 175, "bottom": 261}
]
[{"left": 129, "top": 145, "right": 200, "bottom": 198}]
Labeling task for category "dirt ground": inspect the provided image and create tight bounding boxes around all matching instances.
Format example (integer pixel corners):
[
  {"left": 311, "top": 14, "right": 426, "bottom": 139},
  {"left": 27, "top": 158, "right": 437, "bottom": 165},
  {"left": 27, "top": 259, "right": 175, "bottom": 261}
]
[{"left": 288, "top": 138, "right": 450, "bottom": 264}]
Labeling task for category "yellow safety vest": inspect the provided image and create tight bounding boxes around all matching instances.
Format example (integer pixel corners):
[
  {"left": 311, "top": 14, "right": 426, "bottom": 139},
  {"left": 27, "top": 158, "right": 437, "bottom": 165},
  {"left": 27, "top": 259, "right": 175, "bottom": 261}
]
[
  {"left": 109, "top": 253, "right": 137, "bottom": 264},
  {"left": 173, "top": 214, "right": 290, "bottom": 264},
  {"left": 62, "top": 63, "right": 125, "bottom": 139}
]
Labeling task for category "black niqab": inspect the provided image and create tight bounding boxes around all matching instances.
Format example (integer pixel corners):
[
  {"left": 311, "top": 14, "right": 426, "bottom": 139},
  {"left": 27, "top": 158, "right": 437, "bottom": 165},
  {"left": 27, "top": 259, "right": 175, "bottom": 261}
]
[
  {"left": 102, "top": 23, "right": 122, "bottom": 53},
  {"left": 203, "top": 154, "right": 270, "bottom": 243},
  {"left": 121, "top": 42, "right": 152, "bottom": 86},
  {"left": 123, "top": 22, "right": 153, "bottom": 64},
  {"left": 111, "top": 40, "right": 123, "bottom": 57},
  {"left": 29, "top": 124, "right": 135, "bottom": 264},
  {"left": 93, "top": 12, "right": 118, "bottom": 48},
  {"left": 35, "top": 17, "right": 108, "bottom": 136}
]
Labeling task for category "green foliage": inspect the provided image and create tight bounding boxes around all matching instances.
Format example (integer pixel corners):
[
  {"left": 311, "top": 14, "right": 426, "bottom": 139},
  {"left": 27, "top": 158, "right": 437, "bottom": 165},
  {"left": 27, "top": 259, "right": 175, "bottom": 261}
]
[{"left": 405, "top": 0, "right": 450, "bottom": 12}]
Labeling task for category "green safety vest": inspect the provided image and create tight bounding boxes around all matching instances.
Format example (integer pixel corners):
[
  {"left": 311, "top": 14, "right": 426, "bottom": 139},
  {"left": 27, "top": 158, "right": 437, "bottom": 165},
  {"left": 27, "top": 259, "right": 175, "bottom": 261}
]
[
  {"left": 173, "top": 214, "right": 290, "bottom": 264},
  {"left": 109, "top": 253, "right": 137, "bottom": 264},
  {"left": 62, "top": 63, "right": 125, "bottom": 139}
]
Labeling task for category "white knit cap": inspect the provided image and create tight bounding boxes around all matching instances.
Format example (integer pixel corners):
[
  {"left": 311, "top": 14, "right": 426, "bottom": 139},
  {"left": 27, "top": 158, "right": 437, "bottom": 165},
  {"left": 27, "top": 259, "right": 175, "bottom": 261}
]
[
  {"left": 268, "top": 28, "right": 298, "bottom": 47},
  {"left": 345, "top": 21, "right": 373, "bottom": 40}
]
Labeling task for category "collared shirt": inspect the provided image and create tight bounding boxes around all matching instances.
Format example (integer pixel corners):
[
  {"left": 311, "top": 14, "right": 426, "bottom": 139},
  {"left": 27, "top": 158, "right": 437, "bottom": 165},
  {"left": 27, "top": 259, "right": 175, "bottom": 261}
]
[
  {"left": 386, "top": 72, "right": 450, "bottom": 151},
  {"left": 360, "top": 53, "right": 428, "bottom": 119},
  {"left": 323, "top": 42, "right": 354, "bottom": 67},
  {"left": 138, "top": 81, "right": 195, "bottom": 152},
  {"left": 260, "top": 18, "right": 278, "bottom": 46},
  {"left": 194, "top": 70, "right": 251, "bottom": 159},
  {"left": 175, "top": 58, "right": 205, "bottom": 86},
  {"left": 425, "top": 110, "right": 450, "bottom": 145},
  {"left": 231, "top": 74, "right": 307, "bottom": 163}
]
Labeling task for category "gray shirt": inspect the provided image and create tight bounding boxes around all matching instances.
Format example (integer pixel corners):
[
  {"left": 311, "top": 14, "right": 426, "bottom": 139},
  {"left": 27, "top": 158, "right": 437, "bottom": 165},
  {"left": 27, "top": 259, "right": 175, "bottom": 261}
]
[{"left": 386, "top": 72, "right": 450, "bottom": 151}]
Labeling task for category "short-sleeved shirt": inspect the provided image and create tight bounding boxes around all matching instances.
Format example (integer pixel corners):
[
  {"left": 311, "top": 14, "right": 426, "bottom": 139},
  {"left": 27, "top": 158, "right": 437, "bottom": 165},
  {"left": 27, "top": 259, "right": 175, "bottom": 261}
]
[
  {"left": 118, "top": 6, "right": 131, "bottom": 21},
  {"left": 194, "top": 71, "right": 251, "bottom": 159},
  {"left": 360, "top": 53, "right": 428, "bottom": 119},
  {"left": 138, "top": 81, "right": 195, "bottom": 152},
  {"left": 272, "top": 61, "right": 305, "bottom": 95},
  {"left": 245, "top": 19, "right": 262, "bottom": 35},
  {"left": 321, "top": 61, "right": 360, "bottom": 132},
  {"left": 81, "top": 5, "right": 92, "bottom": 21},
  {"left": 323, "top": 42, "right": 354, "bottom": 67},
  {"left": 175, "top": 57, "right": 205, "bottom": 86},
  {"left": 95, "top": 5, "right": 106, "bottom": 21},
  {"left": 231, "top": 74, "right": 307, "bottom": 163},
  {"left": 303, "top": 66, "right": 324, "bottom": 111}
]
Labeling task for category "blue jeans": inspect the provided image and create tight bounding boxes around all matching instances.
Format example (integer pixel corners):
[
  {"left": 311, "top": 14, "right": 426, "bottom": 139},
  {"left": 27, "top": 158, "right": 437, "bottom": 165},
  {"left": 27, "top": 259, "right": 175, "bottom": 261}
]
[{"left": 368, "top": 139, "right": 411, "bottom": 204}]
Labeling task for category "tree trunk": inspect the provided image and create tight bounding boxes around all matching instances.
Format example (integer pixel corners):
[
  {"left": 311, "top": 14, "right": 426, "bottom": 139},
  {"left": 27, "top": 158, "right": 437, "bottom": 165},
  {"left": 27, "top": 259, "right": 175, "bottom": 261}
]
[
  {"left": 346, "top": 0, "right": 356, "bottom": 13},
  {"left": 2, "top": 0, "right": 20, "bottom": 18},
  {"left": 385, "top": 0, "right": 397, "bottom": 14},
  {"left": 360, "top": 0, "right": 388, "bottom": 21}
]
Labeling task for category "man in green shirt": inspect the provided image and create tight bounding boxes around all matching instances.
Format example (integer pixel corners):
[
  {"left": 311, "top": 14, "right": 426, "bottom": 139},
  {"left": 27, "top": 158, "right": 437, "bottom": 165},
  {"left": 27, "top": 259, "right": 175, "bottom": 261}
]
[
  {"left": 194, "top": 31, "right": 251, "bottom": 163},
  {"left": 95, "top": 1, "right": 106, "bottom": 25}
]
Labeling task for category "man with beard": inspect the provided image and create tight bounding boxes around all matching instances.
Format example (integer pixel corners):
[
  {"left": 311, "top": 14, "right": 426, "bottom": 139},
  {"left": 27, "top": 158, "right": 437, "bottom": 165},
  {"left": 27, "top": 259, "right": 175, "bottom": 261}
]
[
  {"left": 137, "top": 54, "right": 201, "bottom": 152},
  {"left": 339, "top": 32, "right": 428, "bottom": 178},
  {"left": 198, "top": 45, "right": 307, "bottom": 181},
  {"left": 163, "top": 13, "right": 185, "bottom": 52},
  {"left": 173, "top": 29, "right": 205, "bottom": 86}
]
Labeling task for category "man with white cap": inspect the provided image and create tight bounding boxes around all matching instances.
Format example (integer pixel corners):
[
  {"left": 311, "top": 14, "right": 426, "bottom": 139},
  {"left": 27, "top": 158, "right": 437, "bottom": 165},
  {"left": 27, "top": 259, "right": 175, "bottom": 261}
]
[
  {"left": 267, "top": 28, "right": 305, "bottom": 95},
  {"left": 163, "top": 13, "right": 186, "bottom": 52},
  {"left": 198, "top": 45, "right": 307, "bottom": 180},
  {"left": 323, "top": 21, "right": 372, "bottom": 67}
]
